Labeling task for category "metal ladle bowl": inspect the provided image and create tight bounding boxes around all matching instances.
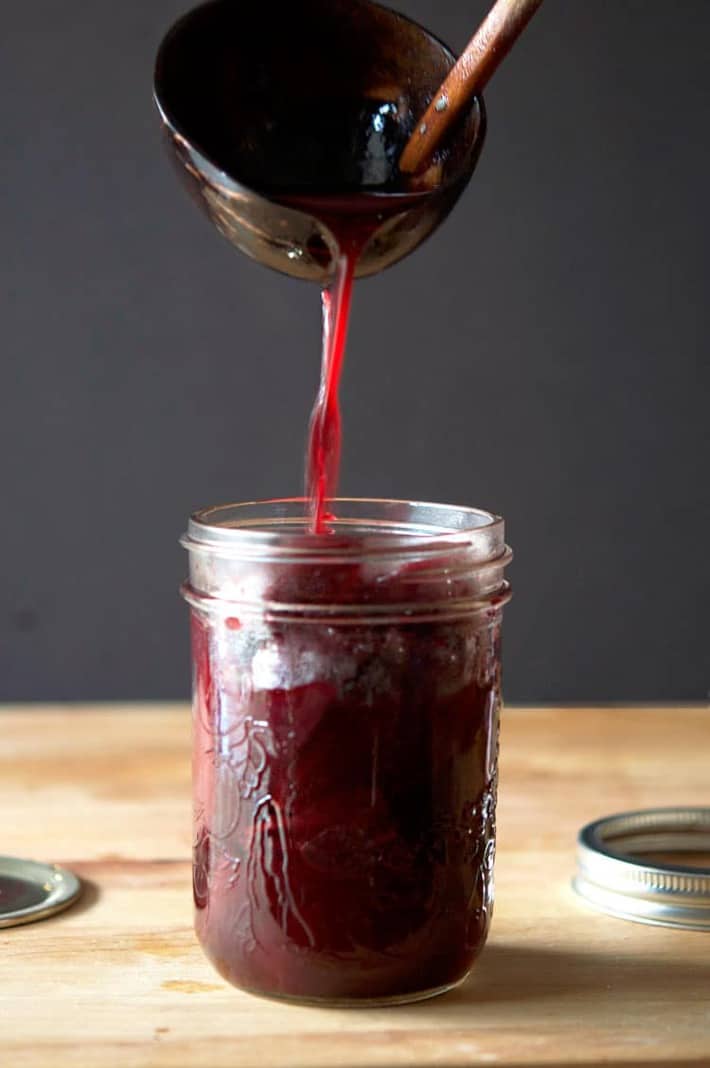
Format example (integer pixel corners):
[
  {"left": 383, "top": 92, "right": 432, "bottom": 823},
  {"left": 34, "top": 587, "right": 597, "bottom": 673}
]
[{"left": 154, "top": 0, "right": 486, "bottom": 282}]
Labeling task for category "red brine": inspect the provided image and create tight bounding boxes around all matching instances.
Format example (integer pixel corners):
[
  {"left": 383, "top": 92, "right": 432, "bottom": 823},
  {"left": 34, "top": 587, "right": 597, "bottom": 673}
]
[{"left": 279, "top": 191, "right": 436, "bottom": 533}]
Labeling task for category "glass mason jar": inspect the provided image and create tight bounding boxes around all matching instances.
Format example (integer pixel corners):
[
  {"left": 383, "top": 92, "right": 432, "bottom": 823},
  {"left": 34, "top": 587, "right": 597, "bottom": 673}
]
[{"left": 181, "top": 499, "right": 512, "bottom": 1006}]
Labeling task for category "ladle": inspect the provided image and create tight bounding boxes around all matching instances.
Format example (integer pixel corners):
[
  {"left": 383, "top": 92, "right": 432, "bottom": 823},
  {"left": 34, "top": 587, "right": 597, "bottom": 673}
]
[{"left": 153, "top": 0, "right": 486, "bottom": 282}]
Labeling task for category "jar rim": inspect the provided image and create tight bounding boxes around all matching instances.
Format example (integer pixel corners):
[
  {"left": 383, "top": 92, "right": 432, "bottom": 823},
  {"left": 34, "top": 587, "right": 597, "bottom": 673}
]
[{"left": 181, "top": 497, "right": 505, "bottom": 562}]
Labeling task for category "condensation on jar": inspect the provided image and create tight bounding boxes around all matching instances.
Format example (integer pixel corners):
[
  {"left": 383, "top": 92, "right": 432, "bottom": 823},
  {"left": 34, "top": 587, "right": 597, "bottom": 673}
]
[{"left": 181, "top": 498, "right": 512, "bottom": 1006}]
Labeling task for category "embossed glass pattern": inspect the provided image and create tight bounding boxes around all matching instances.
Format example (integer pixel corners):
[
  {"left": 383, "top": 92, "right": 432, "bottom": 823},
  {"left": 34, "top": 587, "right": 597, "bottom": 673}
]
[{"left": 182, "top": 499, "right": 512, "bottom": 1005}]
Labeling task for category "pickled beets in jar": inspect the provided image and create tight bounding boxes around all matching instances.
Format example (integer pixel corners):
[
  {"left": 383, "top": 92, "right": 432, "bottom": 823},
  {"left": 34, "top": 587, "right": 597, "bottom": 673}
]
[{"left": 182, "top": 499, "right": 512, "bottom": 1004}]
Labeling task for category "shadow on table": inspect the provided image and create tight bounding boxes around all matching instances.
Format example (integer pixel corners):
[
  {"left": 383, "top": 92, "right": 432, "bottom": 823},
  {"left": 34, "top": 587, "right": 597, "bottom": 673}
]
[
  {"left": 430, "top": 941, "right": 710, "bottom": 1007},
  {"left": 61, "top": 876, "right": 101, "bottom": 919},
  {"left": 399, "top": 943, "right": 709, "bottom": 1068}
]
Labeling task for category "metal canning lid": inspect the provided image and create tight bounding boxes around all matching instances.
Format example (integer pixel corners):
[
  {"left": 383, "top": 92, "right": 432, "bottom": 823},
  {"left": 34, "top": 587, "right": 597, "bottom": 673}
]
[
  {"left": 0, "top": 856, "right": 82, "bottom": 928},
  {"left": 573, "top": 808, "right": 710, "bottom": 931}
]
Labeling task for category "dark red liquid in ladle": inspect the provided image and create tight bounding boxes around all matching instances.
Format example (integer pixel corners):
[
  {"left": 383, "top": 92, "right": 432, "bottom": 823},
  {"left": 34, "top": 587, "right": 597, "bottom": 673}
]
[{"left": 282, "top": 192, "right": 432, "bottom": 532}]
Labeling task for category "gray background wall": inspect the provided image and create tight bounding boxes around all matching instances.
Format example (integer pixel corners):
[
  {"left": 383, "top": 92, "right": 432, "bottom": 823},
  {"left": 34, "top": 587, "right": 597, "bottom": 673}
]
[{"left": 1, "top": 1, "right": 707, "bottom": 703}]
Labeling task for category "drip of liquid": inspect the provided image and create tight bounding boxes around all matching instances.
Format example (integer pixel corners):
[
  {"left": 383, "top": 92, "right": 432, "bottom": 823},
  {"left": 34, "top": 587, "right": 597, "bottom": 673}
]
[{"left": 281, "top": 192, "right": 433, "bottom": 533}]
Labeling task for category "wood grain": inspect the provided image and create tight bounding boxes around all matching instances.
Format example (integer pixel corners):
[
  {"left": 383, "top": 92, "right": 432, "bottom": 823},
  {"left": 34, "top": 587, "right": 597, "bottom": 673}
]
[{"left": 1, "top": 704, "right": 708, "bottom": 1067}]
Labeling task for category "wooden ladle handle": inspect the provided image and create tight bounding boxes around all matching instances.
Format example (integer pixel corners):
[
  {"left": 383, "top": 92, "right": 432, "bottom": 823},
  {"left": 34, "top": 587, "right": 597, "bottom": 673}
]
[{"left": 400, "top": 0, "right": 545, "bottom": 176}]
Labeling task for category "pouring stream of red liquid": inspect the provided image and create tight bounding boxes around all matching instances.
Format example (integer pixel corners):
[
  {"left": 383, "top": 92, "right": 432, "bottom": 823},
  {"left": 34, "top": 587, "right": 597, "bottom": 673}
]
[
  {"left": 306, "top": 253, "right": 355, "bottom": 532},
  {"left": 285, "top": 192, "right": 430, "bottom": 533}
]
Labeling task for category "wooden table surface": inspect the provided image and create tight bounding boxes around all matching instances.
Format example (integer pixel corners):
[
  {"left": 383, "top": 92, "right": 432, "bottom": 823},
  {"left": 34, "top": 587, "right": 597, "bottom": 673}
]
[{"left": 1, "top": 704, "right": 708, "bottom": 1067}]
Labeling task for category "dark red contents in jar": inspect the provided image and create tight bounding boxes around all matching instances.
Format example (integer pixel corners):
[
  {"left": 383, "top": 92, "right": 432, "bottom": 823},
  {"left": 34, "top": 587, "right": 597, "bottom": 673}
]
[{"left": 190, "top": 561, "right": 501, "bottom": 1003}]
